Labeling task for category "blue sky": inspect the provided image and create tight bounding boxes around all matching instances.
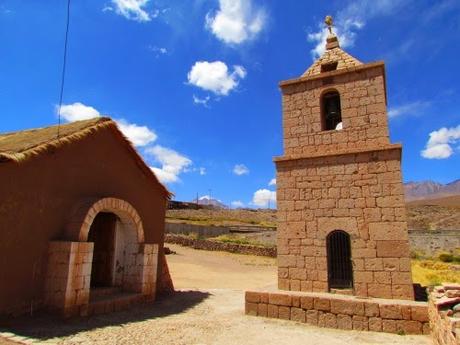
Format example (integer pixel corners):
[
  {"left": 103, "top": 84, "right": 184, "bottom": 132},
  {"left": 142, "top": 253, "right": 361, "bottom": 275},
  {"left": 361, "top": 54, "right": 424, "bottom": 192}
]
[{"left": 1, "top": 0, "right": 459, "bottom": 208}]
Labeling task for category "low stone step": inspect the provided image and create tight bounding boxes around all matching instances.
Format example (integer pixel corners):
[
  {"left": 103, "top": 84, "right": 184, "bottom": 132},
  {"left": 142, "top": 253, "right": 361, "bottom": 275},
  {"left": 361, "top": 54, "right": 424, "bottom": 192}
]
[
  {"left": 88, "top": 292, "right": 145, "bottom": 316},
  {"left": 330, "top": 288, "right": 353, "bottom": 296},
  {"left": 90, "top": 287, "right": 121, "bottom": 299}
]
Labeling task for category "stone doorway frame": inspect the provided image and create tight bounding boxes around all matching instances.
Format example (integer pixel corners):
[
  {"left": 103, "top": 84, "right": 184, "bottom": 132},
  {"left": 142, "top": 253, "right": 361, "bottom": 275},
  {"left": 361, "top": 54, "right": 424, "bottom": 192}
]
[{"left": 44, "top": 197, "right": 159, "bottom": 317}]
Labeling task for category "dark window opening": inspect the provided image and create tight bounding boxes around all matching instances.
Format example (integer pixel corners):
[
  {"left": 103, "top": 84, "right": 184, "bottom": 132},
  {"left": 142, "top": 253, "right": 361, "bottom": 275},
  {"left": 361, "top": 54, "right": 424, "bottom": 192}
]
[
  {"left": 322, "top": 91, "right": 342, "bottom": 131},
  {"left": 321, "top": 61, "right": 338, "bottom": 73},
  {"left": 327, "top": 230, "right": 353, "bottom": 289}
]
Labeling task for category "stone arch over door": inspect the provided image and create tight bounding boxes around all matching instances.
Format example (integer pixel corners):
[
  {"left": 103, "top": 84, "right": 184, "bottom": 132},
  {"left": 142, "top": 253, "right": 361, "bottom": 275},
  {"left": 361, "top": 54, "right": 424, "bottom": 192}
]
[
  {"left": 65, "top": 197, "right": 145, "bottom": 243},
  {"left": 45, "top": 197, "right": 158, "bottom": 317}
]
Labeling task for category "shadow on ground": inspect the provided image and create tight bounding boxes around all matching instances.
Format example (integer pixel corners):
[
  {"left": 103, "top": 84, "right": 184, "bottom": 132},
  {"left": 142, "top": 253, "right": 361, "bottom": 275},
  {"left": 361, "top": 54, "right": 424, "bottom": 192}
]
[{"left": 0, "top": 290, "right": 210, "bottom": 341}]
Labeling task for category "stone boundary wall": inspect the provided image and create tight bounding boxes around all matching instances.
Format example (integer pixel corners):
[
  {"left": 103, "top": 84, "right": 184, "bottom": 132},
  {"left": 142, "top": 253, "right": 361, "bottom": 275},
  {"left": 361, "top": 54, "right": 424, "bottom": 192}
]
[
  {"left": 245, "top": 290, "right": 430, "bottom": 335},
  {"left": 165, "top": 223, "right": 275, "bottom": 237},
  {"left": 165, "top": 223, "right": 230, "bottom": 237},
  {"left": 167, "top": 223, "right": 459, "bottom": 257},
  {"left": 428, "top": 284, "right": 460, "bottom": 345},
  {"left": 165, "top": 234, "right": 276, "bottom": 257},
  {"left": 409, "top": 230, "right": 460, "bottom": 256}
]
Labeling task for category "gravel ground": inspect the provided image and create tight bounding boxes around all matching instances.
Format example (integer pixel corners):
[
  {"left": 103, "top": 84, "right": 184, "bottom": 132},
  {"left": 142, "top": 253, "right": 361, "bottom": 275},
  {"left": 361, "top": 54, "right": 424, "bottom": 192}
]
[{"left": 0, "top": 245, "right": 432, "bottom": 345}]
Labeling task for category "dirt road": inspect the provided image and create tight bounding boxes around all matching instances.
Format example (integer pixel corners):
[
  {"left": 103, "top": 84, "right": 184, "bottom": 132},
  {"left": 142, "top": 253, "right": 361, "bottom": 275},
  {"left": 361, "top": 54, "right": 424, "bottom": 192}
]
[{"left": 0, "top": 245, "right": 431, "bottom": 345}]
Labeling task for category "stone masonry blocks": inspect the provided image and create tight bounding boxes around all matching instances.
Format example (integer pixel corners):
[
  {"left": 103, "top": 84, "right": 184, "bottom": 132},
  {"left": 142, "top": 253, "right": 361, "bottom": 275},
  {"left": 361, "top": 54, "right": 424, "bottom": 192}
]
[{"left": 245, "top": 291, "right": 428, "bottom": 335}]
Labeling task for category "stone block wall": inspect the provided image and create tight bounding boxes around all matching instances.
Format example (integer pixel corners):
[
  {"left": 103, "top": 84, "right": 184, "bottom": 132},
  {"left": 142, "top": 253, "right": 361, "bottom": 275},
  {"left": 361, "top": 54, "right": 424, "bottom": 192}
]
[
  {"left": 245, "top": 290, "right": 429, "bottom": 335},
  {"left": 45, "top": 241, "right": 94, "bottom": 317},
  {"left": 409, "top": 230, "right": 460, "bottom": 256},
  {"left": 281, "top": 64, "right": 389, "bottom": 157},
  {"left": 429, "top": 284, "right": 460, "bottom": 345},
  {"left": 140, "top": 244, "right": 159, "bottom": 299},
  {"left": 275, "top": 147, "right": 414, "bottom": 300},
  {"left": 165, "top": 222, "right": 230, "bottom": 237}
]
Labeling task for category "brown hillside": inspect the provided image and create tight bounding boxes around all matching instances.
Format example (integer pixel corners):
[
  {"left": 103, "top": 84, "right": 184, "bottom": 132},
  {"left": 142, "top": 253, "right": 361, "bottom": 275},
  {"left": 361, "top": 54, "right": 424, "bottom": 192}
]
[{"left": 167, "top": 196, "right": 460, "bottom": 230}]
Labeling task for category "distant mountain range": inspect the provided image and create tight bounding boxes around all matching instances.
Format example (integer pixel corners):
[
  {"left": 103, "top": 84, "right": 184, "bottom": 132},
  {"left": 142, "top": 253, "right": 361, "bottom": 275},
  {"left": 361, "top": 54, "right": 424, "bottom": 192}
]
[
  {"left": 404, "top": 179, "right": 460, "bottom": 201},
  {"left": 184, "top": 181, "right": 460, "bottom": 207},
  {"left": 192, "top": 196, "right": 228, "bottom": 209}
]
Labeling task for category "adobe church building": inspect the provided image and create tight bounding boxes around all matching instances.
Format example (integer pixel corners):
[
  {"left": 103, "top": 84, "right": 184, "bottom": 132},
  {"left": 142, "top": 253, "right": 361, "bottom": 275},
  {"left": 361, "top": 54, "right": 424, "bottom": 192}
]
[
  {"left": 245, "top": 17, "right": 430, "bottom": 335},
  {"left": 0, "top": 117, "right": 174, "bottom": 318}
]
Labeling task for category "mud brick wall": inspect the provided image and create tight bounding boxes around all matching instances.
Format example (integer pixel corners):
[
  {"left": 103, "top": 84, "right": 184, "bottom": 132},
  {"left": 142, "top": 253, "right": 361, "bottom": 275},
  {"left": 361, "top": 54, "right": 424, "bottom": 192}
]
[
  {"left": 276, "top": 147, "right": 414, "bottom": 300},
  {"left": 281, "top": 65, "right": 389, "bottom": 157},
  {"left": 245, "top": 291, "right": 429, "bottom": 335}
]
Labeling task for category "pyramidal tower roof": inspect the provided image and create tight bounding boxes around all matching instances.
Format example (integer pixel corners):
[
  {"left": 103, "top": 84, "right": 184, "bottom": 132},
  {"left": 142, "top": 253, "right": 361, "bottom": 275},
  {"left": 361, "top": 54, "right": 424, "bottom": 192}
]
[{"left": 302, "top": 16, "right": 363, "bottom": 78}]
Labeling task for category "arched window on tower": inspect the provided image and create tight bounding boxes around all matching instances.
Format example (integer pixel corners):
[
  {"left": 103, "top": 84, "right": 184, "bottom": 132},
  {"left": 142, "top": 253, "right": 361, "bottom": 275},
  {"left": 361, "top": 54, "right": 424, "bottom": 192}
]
[{"left": 322, "top": 91, "right": 342, "bottom": 131}]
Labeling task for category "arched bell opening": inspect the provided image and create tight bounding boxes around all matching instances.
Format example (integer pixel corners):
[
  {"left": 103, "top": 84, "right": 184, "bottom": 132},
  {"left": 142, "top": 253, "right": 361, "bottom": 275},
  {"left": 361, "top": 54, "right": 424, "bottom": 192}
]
[{"left": 321, "top": 90, "right": 342, "bottom": 131}]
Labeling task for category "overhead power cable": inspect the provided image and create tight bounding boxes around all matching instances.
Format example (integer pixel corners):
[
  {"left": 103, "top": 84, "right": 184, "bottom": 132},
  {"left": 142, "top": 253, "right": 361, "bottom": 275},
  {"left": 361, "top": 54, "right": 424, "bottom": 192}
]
[{"left": 57, "top": 0, "right": 71, "bottom": 138}]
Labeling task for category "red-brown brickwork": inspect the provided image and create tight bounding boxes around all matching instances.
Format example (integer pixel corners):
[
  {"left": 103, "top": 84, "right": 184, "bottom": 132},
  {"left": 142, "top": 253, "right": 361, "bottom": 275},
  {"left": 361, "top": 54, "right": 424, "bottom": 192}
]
[
  {"left": 245, "top": 290, "right": 429, "bottom": 335},
  {"left": 275, "top": 35, "right": 414, "bottom": 300}
]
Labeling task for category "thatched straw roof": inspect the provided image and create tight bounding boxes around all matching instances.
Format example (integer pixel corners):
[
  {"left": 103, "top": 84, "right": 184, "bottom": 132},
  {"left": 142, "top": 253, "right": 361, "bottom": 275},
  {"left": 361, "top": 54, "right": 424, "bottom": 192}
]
[{"left": 0, "top": 117, "right": 171, "bottom": 198}]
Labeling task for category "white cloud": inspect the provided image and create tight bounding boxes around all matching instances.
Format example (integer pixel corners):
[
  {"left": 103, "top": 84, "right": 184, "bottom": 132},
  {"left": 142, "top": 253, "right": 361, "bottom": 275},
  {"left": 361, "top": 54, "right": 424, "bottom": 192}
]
[
  {"left": 147, "top": 145, "right": 192, "bottom": 183},
  {"left": 388, "top": 101, "right": 431, "bottom": 118},
  {"left": 205, "top": 0, "right": 266, "bottom": 45},
  {"left": 193, "top": 95, "right": 211, "bottom": 107},
  {"left": 233, "top": 164, "right": 249, "bottom": 176},
  {"left": 57, "top": 102, "right": 156, "bottom": 147},
  {"left": 199, "top": 167, "right": 207, "bottom": 175},
  {"left": 421, "top": 125, "right": 460, "bottom": 159},
  {"left": 252, "top": 189, "right": 276, "bottom": 208},
  {"left": 188, "top": 61, "right": 246, "bottom": 96},
  {"left": 148, "top": 45, "right": 168, "bottom": 58},
  {"left": 109, "top": 0, "right": 152, "bottom": 22},
  {"left": 116, "top": 119, "right": 157, "bottom": 146},
  {"left": 58, "top": 102, "right": 100, "bottom": 122},
  {"left": 231, "top": 200, "right": 245, "bottom": 208},
  {"left": 269, "top": 178, "right": 276, "bottom": 186},
  {"left": 308, "top": 0, "right": 407, "bottom": 58}
]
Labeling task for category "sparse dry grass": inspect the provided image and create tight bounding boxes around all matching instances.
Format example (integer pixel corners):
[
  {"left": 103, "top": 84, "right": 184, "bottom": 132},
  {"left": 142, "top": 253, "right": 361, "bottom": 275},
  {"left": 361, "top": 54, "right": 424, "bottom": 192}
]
[
  {"left": 411, "top": 259, "right": 460, "bottom": 286},
  {"left": 406, "top": 196, "right": 460, "bottom": 230},
  {"left": 211, "top": 234, "right": 270, "bottom": 247},
  {"left": 166, "top": 209, "right": 277, "bottom": 227},
  {"left": 168, "top": 199, "right": 460, "bottom": 230}
]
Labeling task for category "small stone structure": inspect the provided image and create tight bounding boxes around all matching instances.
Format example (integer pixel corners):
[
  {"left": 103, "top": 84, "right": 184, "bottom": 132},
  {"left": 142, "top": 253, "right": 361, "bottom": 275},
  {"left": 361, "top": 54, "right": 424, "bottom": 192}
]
[
  {"left": 45, "top": 198, "right": 159, "bottom": 317},
  {"left": 429, "top": 284, "right": 460, "bottom": 344}
]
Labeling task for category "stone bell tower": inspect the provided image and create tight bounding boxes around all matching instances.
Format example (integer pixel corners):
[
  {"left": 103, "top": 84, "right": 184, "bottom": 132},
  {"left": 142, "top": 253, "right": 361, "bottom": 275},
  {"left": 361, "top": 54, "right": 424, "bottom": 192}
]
[{"left": 275, "top": 16, "right": 414, "bottom": 300}]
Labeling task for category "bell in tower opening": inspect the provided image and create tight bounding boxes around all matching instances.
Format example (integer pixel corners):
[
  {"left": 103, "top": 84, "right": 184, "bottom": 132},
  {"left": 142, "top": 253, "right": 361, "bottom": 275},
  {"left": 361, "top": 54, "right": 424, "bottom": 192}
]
[{"left": 322, "top": 91, "right": 342, "bottom": 130}]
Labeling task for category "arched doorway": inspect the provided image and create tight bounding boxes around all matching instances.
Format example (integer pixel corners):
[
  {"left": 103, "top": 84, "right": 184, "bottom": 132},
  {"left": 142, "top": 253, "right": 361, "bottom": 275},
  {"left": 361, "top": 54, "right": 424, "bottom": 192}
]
[
  {"left": 87, "top": 212, "right": 117, "bottom": 288},
  {"left": 326, "top": 230, "right": 353, "bottom": 289},
  {"left": 45, "top": 197, "right": 159, "bottom": 317}
]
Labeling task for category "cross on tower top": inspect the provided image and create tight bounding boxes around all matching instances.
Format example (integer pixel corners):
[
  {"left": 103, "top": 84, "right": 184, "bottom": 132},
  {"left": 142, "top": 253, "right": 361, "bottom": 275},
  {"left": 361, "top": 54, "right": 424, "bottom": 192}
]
[{"left": 325, "top": 15, "right": 334, "bottom": 35}]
